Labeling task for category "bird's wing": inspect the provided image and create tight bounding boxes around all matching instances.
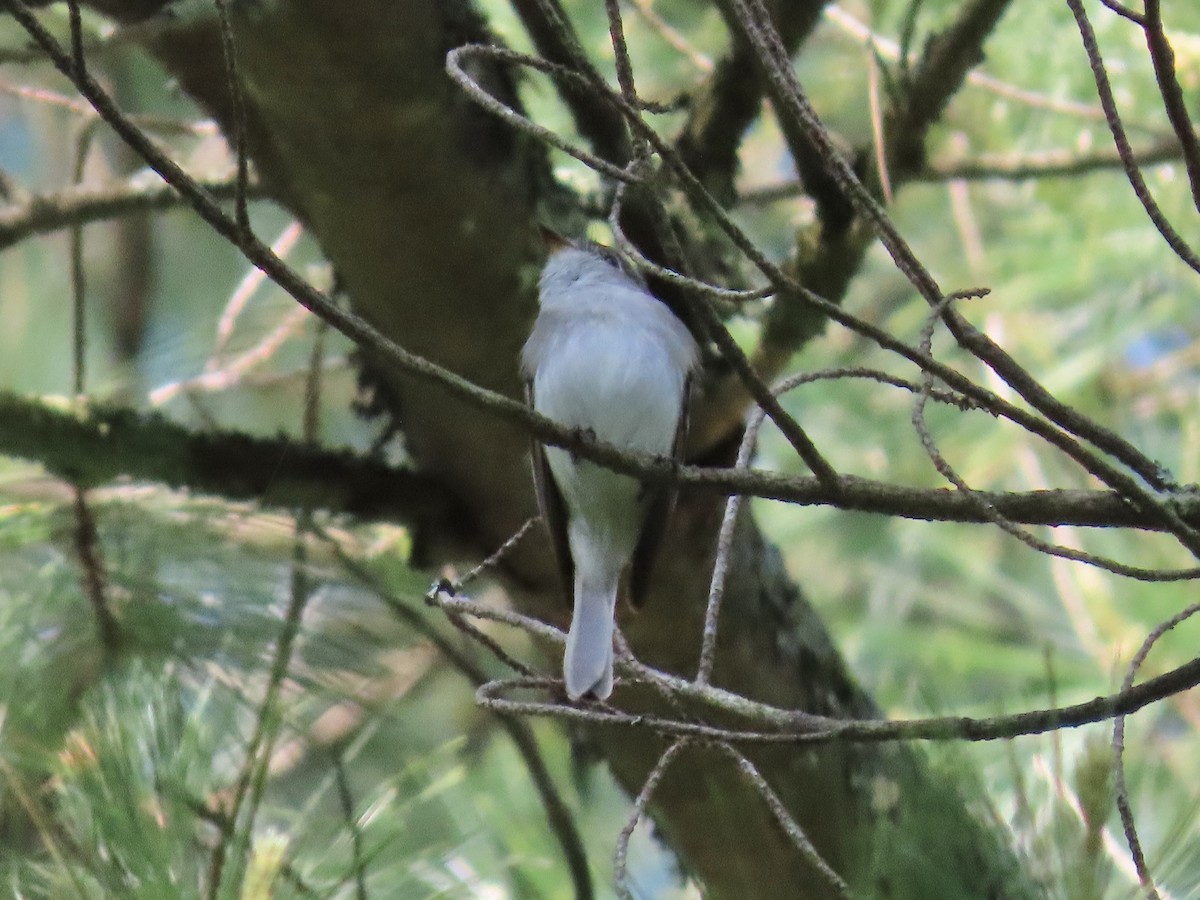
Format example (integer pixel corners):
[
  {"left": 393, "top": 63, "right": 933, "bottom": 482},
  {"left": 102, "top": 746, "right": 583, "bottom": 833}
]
[
  {"left": 628, "top": 375, "right": 691, "bottom": 609},
  {"left": 526, "top": 380, "right": 575, "bottom": 608}
]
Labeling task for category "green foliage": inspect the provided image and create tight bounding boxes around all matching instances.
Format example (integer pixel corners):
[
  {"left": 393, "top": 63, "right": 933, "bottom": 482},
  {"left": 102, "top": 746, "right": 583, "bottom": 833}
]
[{"left": 0, "top": 491, "right": 631, "bottom": 898}]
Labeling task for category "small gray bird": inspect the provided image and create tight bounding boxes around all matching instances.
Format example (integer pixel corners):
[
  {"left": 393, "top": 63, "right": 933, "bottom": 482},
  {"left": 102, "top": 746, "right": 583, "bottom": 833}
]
[{"left": 521, "top": 231, "right": 699, "bottom": 700}]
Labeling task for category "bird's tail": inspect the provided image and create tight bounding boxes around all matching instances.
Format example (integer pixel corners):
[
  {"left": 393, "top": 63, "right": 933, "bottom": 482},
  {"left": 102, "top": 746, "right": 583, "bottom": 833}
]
[{"left": 564, "top": 573, "right": 619, "bottom": 700}]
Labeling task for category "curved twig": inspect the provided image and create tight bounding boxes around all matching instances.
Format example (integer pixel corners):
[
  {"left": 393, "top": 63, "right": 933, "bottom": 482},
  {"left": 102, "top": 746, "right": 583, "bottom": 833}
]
[{"left": 1112, "top": 602, "right": 1200, "bottom": 900}]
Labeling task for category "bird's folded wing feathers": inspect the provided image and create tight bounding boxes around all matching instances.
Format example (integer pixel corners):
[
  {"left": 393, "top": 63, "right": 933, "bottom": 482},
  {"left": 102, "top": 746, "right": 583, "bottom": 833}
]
[{"left": 525, "top": 380, "right": 576, "bottom": 608}]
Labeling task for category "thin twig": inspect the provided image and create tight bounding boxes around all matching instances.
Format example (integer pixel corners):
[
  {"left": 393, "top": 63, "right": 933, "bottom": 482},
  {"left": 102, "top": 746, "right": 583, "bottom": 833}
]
[
  {"left": 613, "top": 738, "right": 689, "bottom": 900},
  {"left": 1096, "top": 0, "right": 1144, "bottom": 27},
  {"left": 433, "top": 518, "right": 538, "bottom": 596},
  {"left": 330, "top": 749, "right": 369, "bottom": 900},
  {"left": 69, "top": 116, "right": 101, "bottom": 400},
  {"left": 1141, "top": 0, "right": 1200, "bottom": 214},
  {"left": 207, "top": 517, "right": 314, "bottom": 898},
  {"left": 1065, "top": 0, "right": 1200, "bottom": 275},
  {"left": 469, "top": 648, "right": 1200, "bottom": 746},
  {"left": 924, "top": 138, "right": 1187, "bottom": 182},
  {"left": 909, "top": 294, "right": 1180, "bottom": 580},
  {"left": 447, "top": 42, "right": 637, "bottom": 182},
  {"left": 736, "top": 135, "right": 1190, "bottom": 198},
  {"left": 425, "top": 518, "right": 546, "bottom": 678},
  {"left": 1112, "top": 602, "right": 1200, "bottom": 900},
  {"left": 628, "top": 0, "right": 713, "bottom": 72},
  {"left": 72, "top": 486, "right": 120, "bottom": 654},
  {"left": 0, "top": 170, "right": 262, "bottom": 251},
  {"left": 715, "top": 743, "right": 852, "bottom": 897},
  {"left": 210, "top": 221, "right": 305, "bottom": 365},
  {"left": 604, "top": 0, "right": 638, "bottom": 110},
  {"left": 695, "top": 372, "right": 766, "bottom": 684},
  {"left": 213, "top": 0, "right": 251, "bottom": 233}
]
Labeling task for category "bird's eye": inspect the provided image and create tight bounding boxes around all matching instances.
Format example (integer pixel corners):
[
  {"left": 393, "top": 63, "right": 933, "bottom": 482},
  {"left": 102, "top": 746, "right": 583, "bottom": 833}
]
[{"left": 594, "top": 246, "right": 623, "bottom": 268}]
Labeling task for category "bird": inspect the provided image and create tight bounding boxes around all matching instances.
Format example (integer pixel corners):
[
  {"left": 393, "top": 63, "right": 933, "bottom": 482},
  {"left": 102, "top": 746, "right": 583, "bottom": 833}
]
[{"left": 521, "top": 230, "right": 699, "bottom": 700}]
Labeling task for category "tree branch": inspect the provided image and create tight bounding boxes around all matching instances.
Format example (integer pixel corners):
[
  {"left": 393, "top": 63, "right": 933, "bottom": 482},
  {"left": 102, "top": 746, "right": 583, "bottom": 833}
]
[
  {"left": 885, "top": 0, "right": 1015, "bottom": 178},
  {"left": 0, "top": 169, "right": 260, "bottom": 250},
  {"left": 676, "top": 0, "right": 828, "bottom": 206},
  {"left": 508, "top": 0, "right": 631, "bottom": 166},
  {"left": 735, "top": 134, "right": 1191, "bottom": 199},
  {"left": 1142, "top": 0, "right": 1200, "bottom": 213},
  {"left": 0, "top": 391, "right": 458, "bottom": 526},
  {"left": 697, "top": 0, "right": 1016, "bottom": 450},
  {"left": 10, "top": 382, "right": 1200, "bottom": 545}
]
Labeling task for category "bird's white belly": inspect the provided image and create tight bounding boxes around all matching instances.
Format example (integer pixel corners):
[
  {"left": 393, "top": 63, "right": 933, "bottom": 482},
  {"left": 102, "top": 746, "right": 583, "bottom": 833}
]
[
  {"left": 533, "top": 322, "right": 683, "bottom": 564},
  {"left": 533, "top": 324, "right": 684, "bottom": 454}
]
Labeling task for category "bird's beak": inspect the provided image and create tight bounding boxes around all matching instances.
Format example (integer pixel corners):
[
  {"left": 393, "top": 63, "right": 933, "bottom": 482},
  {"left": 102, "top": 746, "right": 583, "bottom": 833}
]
[{"left": 539, "top": 226, "right": 571, "bottom": 255}]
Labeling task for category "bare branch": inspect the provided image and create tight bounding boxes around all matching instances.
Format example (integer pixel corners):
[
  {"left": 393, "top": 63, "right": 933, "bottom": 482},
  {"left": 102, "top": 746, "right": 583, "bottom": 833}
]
[
  {"left": 0, "top": 170, "right": 263, "bottom": 250},
  {"left": 716, "top": 744, "right": 852, "bottom": 898},
  {"left": 468, "top": 653, "right": 1200, "bottom": 748},
  {"left": 629, "top": 0, "right": 713, "bottom": 73},
  {"left": 709, "top": 0, "right": 1196, "bottom": 553},
  {"left": 508, "top": 0, "right": 631, "bottom": 166},
  {"left": 924, "top": 136, "right": 1190, "bottom": 181},
  {"left": 1112, "top": 601, "right": 1200, "bottom": 900},
  {"left": 613, "top": 739, "right": 689, "bottom": 899},
  {"left": 1096, "top": 0, "right": 1144, "bottom": 25},
  {"left": 72, "top": 486, "right": 120, "bottom": 653},
  {"left": 1141, "top": 0, "right": 1200, "bottom": 213},
  {"left": 1065, "top": 0, "right": 1200, "bottom": 275},
  {"left": 885, "top": 0, "right": 1015, "bottom": 177},
  {"left": 677, "top": 0, "right": 826, "bottom": 206},
  {"left": 208, "top": 516, "right": 314, "bottom": 898},
  {"left": 740, "top": 135, "right": 1192, "bottom": 200},
  {"left": 426, "top": 587, "right": 1200, "bottom": 749},
  {"left": 12, "top": 384, "right": 1200, "bottom": 548}
]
